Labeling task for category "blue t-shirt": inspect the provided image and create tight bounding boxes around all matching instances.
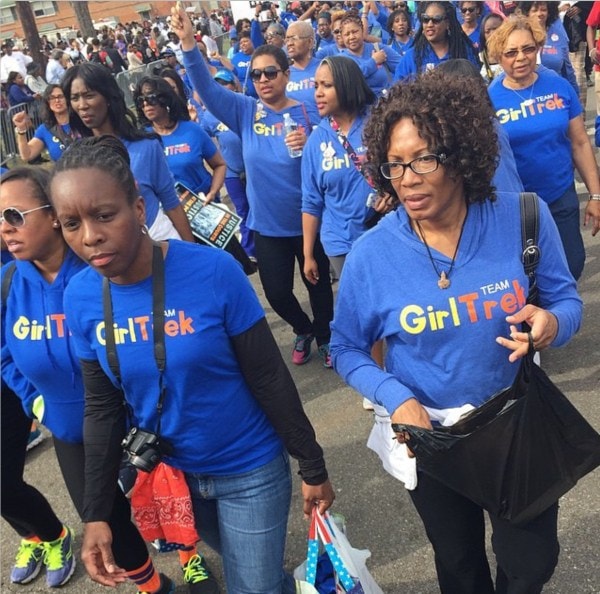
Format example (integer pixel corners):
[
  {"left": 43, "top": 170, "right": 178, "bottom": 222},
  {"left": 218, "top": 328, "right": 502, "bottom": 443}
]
[
  {"left": 390, "top": 37, "right": 414, "bottom": 57},
  {"left": 394, "top": 44, "right": 479, "bottom": 81},
  {"left": 201, "top": 110, "right": 245, "bottom": 178},
  {"left": 330, "top": 193, "right": 582, "bottom": 416},
  {"left": 301, "top": 114, "right": 373, "bottom": 256},
  {"left": 287, "top": 57, "right": 320, "bottom": 109},
  {"left": 122, "top": 137, "right": 180, "bottom": 227},
  {"left": 488, "top": 68, "right": 582, "bottom": 204},
  {"left": 34, "top": 123, "right": 72, "bottom": 161},
  {"left": 540, "top": 19, "right": 577, "bottom": 92},
  {"left": 154, "top": 120, "right": 217, "bottom": 196},
  {"left": 64, "top": 241, "right": 283, "bottom": 474},
  {"left": 183, "top": 46, "right": 320, "bottom": 236},
  {"left": 1, "top": 250, "right": 87, "bottom": 443},
  {"left": 232, "top": 51, "right": 257, "bottom": 98},
  {"left": 340, "top": 42, "right": 402, "bottom": 96}
]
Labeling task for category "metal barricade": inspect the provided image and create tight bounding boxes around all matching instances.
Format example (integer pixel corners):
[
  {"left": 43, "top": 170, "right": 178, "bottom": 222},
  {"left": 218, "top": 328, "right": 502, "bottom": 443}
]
[{"left": 1, "top": 100, "right": 45, "bottom": 164}]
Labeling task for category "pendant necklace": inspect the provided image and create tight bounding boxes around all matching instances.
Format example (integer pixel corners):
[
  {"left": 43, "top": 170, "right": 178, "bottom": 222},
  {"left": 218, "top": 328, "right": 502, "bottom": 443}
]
[
  {"left": 509, "top": 76, "right": 536, "bottom": 107},
  {"left": 415, "top": 209, "right": 468, "bottom": 290}
]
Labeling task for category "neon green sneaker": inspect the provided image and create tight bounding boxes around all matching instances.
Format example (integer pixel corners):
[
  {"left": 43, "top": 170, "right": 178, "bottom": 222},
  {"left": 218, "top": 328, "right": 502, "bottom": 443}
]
[
  {"left": 10, "top": 539, "right": 44, "bottom": 584},
  {"left": 182, "top": 554, "right": 220, "bottom": 593},
  {"left": 42, "top": 526, "right": 75, "bottom": 587}
]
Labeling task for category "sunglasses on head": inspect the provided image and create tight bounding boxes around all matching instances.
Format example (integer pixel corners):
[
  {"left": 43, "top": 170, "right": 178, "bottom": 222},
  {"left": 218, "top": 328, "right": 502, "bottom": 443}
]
[
  {"left": 421, "top": 15, "right": 446, "bottom": 24},
  {"left": 0, "top": 205, "right": 51, "bottom": 228},
  {"left": 135, "top": 93, "right": 163, "bottom": 109},
  {"left": 461, "top": 6, "right": 476, "bottom": 13},
  {"left": 249, "top": 66, "right": 283, "bottom": 82}
]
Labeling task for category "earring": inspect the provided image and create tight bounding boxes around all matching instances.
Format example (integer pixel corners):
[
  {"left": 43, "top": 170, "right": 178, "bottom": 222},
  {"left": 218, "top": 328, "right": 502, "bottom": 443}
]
[
  {"left": 141, "top": 224, "right": 149, "bottom": 235},
  {"left": 52, "top": 221, "right": 60, "bottom": 228},
  {"left": 166, "top": 105, "right": 171, "bottom": 114}
]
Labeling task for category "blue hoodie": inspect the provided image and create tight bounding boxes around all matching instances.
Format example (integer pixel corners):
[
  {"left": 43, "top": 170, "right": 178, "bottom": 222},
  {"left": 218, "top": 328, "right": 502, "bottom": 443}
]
[
  {"left": 1, "top": 250, "right": 87, "bottom": 442},
  {"left": 330, "top": 192, "right": 581, "bottom": 417}
]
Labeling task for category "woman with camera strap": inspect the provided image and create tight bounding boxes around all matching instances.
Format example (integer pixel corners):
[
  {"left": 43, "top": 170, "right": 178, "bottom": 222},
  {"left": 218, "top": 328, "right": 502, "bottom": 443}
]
[
  {"left": 0, "top": 167, "right": 186, "bottom": 594},
  {"left": 50, "top": 135, "right": 335, "bottom": 594}
]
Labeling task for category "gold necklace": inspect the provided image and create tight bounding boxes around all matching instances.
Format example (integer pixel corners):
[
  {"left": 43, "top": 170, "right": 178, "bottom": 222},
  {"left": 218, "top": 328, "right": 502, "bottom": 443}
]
[{"left": 415, "top": 209, "right": 468, "bottom": 290}]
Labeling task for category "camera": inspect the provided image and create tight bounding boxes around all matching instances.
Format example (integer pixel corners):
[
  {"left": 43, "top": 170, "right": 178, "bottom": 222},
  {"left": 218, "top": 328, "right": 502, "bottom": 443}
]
[{"left": 121, "top": 427, "right": 172, "bottom": 473}]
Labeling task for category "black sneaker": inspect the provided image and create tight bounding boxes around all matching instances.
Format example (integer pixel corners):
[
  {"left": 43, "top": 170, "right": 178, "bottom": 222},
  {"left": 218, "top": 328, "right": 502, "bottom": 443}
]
[{"left": 182, "top": 554, "right": 220, "bottom": 594}]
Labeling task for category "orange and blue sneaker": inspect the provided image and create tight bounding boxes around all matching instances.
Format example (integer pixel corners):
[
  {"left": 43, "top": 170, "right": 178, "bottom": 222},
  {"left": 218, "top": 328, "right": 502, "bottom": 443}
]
[
  {"left": 43, "top": 526, "right": 75, "bottom": 587},
  {"left": 10, "top": 539, "right": 44, "bottom": 584},
  {"left": 318, "top": 344, "right": 332, "bottom": 369}
]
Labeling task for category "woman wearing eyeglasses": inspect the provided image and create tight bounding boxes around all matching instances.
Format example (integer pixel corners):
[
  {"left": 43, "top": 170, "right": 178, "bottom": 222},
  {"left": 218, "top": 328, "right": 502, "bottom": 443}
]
[
  {"left": 171, "top": 4, "right": 335, "bottom": 368},
  {"left": 133, "top": 76, "right": 226, "bottom": 204},
  {"left": 338, "top": 11, "right": 402, "bottom": 96},
  {"left": 0, "top": 167, "right": 174, "bottom": 593},
  {"left": 459, "top": 1, "right": 483, "bottom": 50},
  {"left": 315, "top": 9, "right": 347, "bottom": 59},
  {"left": 487, "top": 16, "right": 600, "bottom": 280},
  {"left": 61, "top": 62, "right": 194, "bottom": 242},
  {"left": 12, "top": 84, "right": 78, "bottom": 163},
  {"left": 330, "top": 68, "right": 582, "bottom": 594},
  {"left": 393, "top": 1, "right": 480, "bottom": 82}
]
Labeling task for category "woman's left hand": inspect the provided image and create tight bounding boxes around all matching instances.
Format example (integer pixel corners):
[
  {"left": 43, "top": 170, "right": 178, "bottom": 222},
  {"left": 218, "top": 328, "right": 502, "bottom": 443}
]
[
  {"left": 285, "top": 128, "right": 307, "bottom": 153},
  {"left": 373, "top": 192, "right": 397, "bottom": 214},
  {"left": 496, "top": 304, "right": 559, "bottom": 363},
  {"left": 302, "top": 479, "right": 335, "bottom": 518},
  {"left": 584, "top": 199, "right": 600, "bottom": 236}
]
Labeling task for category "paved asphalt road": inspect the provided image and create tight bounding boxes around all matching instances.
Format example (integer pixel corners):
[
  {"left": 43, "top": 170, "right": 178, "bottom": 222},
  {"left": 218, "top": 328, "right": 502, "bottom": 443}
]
[{"left": 2, "top": 112, "right": 599, "bottom": 594}]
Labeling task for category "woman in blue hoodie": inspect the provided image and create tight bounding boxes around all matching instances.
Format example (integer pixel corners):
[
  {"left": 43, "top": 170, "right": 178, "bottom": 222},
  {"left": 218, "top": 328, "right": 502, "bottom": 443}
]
[{"left": 0, "top": 167, "right": 186, "bottom": 594}]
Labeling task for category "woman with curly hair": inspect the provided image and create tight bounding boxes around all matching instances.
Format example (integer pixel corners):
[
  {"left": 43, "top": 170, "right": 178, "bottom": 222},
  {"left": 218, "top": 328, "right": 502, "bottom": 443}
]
[
  {"left": 393, "top": 1, "right": 480, "bottom": 82},
  {"left": 330, "top": 68, "right": 582, "bottom": 593}
]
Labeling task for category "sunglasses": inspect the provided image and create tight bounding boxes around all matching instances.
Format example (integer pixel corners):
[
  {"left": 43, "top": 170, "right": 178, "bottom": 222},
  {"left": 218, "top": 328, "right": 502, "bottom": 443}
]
[
  {"left": 421, "top": 15, "right": 447, "bottom": 24},
  {"left": 502, "top": 45, "right": 538, "bottom": 59},
  {"left": 249, "top": 66, "right": 283, "bottom": 82},
  {"left": 461, "top": 6, "right": 476, "bottom": 13},
  {"left": 1, "top": 205, "right": 51, "bottom": 228},
  {"left": 48, "top": 94, "right": 65, "bottom": 102},
  {"left": 333, "top": 29, "right": 342, "bottom": 35},
  {"left": 135, "top": 93, "right": 163, "bottom": 109}
]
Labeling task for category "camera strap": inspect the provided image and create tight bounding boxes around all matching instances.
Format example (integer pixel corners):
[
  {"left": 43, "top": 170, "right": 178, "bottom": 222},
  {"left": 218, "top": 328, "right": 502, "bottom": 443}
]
[{"left": 102, "top": 242, "right": 167, "bottom": 435}]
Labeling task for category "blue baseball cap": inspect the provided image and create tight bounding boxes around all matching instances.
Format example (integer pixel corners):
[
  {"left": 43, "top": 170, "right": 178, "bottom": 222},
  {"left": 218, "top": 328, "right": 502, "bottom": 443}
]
[{"left": 213, "top": 69, "right": 235, "bottom": 84}]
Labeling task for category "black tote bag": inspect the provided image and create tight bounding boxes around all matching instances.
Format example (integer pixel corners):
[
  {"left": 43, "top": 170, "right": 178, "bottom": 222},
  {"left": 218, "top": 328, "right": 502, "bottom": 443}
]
[{"left": 400, "top": 356, "right": 600, "bottom": 526}]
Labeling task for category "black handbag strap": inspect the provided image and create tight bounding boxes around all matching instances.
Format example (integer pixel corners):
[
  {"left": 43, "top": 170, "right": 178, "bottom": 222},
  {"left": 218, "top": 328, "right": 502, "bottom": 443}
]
[
  {"left": 1, "top": 261, "right": 16, "bottom": 307},
  {"left": 102, "top": 243, "right": 167, "bottom": 434},
  {"left": 519, "top": 192, "right": 541, "bottom": 306}
]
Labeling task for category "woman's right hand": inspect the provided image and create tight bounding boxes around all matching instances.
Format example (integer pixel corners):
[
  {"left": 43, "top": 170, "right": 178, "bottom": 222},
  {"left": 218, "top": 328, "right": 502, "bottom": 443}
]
[
  {"left": 390, "top": 398, "right": 432, "bottom": 456},
  {"left": 303, "top": 255, "right": 319, "bottom": 285},
  {"left": 170, "top": 2, "right": 196, "bottom": 50},
  {"left": 81, "top": 521, "right": 128, "bottom": 587},
  {"left": 12, "top": 111, "right": 31, "bottom": 131}
]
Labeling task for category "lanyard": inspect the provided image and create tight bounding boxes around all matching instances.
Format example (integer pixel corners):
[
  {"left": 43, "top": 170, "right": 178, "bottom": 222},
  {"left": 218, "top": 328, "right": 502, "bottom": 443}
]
[
  {"left": 329, "top": 116, "right": 374, "bottom": 189},
  {"left": 102, "top": 243, "right": 167, "bottom": 434}
]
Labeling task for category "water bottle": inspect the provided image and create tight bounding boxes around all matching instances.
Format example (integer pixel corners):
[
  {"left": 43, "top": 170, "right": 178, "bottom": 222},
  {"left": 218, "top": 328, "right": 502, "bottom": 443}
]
[{"left": 283, "top": 112, "right": 302, "bottom": 158}]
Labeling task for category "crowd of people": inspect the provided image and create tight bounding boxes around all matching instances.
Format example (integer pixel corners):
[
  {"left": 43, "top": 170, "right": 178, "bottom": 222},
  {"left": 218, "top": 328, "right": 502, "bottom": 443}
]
[{"left": 1, "top": 1, "right": 600, "bottom": 594}]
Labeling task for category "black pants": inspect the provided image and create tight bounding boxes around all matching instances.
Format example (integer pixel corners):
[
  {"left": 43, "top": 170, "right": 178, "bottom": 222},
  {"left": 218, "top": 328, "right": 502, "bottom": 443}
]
[
  {"left": 409, "top": 471, "right": 559, "bottom": 594},
  {"left": 254, "top": 233, "right": 333, "bottom": 345},
  {"left": 52, "top": 437, "right": 149, "bottom": 571},
  {"left": 1, "top": 386, "right": 63, "bottom": 541}
]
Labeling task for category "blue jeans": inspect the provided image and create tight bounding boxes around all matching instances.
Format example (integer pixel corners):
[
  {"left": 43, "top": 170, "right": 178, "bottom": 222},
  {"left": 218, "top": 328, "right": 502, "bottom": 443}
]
[
  {"left": 185, "top": 452, "right": 296, "bottom": 594},
  {"left": 548, "top": 184, "right": 585, "bottom": 280}
]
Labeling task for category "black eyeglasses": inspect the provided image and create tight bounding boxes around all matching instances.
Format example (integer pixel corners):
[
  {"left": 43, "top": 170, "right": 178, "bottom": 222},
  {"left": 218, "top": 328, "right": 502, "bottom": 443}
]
[
  {"left": 135, "top": 93, "right": 162, "bottom": 109},
  {"left": 502, "top": 45, "right": 538, "bottom": 59},
  {"left": 0, "top": 205, "right": 51, "bottom": 228},
  {"left": 249, "top": 66, "right": 283, "bottom": 82},
  {"left": 461, "top": 6, "right": 476, "bottom": 14},
  {"left": 421, "top": 15, "right": 447, "bottom": 25},
  {"left": 380, "top": 153, "right": 447, "bottom": 180},
  {"left": 333, "top": 29, "right": 342, "bottom": 35}
]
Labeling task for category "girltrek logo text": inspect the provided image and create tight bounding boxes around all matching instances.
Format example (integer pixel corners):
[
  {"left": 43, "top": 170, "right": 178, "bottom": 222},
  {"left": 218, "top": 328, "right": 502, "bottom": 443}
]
[
  {"left": 94, "top": 310, "right": 195, "bottom": 345},
  {"left": 399, "top": 279, "right": 527, "bottom": 334}
]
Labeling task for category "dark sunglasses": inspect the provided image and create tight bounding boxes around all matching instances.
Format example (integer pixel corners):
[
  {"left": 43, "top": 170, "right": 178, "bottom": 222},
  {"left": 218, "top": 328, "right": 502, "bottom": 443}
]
[
  {"left": 461, "top": 6, "right": 476, "bottom": 13},
  {"left": 249, "top": 66, "right": 283, "bottom": 82},
  {"left": 421, "top": 15, "right": 447, "bottom": 24},
  {"left": 333, "top": 29, "right": 342, "bottom": 35},
  {"left": 135, "top": 93, "right": 163, "bottom": 109},
  {"left": 0, "top": 205, "right": 51, "bottom": 228}
]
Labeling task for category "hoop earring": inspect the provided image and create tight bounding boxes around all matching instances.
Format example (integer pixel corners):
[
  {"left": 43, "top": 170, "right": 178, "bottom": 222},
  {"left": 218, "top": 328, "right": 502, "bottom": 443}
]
[{"left": 141, "top": 224, "right": 149, "bottom": 235}]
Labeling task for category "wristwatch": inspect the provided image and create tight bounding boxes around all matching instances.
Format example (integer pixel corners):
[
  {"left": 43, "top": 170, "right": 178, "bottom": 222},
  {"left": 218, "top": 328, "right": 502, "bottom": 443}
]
[
  {"left": 589, "top": 194, "right": 600, "bottom": 201},
  {"left": 14, "top": 126, "right": 27, "bottom": 135}
]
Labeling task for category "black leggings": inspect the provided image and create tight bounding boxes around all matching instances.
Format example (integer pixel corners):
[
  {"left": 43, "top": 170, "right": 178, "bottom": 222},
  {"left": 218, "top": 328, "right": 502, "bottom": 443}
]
[
  {"left": 254, "top": 233, "right": 333, "bottom": 345},
  {"left": 52, "top": 437, "right": 149, "bottom": 571},
  {"left": 1, "top": 386, "right": 63, "bottom": 542}
]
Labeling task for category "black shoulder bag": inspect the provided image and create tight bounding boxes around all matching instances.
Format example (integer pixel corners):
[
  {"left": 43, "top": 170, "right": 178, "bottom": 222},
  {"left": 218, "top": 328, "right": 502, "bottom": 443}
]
[{"left": 393, "top": 193, "right": 600, "bottom": 525}]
